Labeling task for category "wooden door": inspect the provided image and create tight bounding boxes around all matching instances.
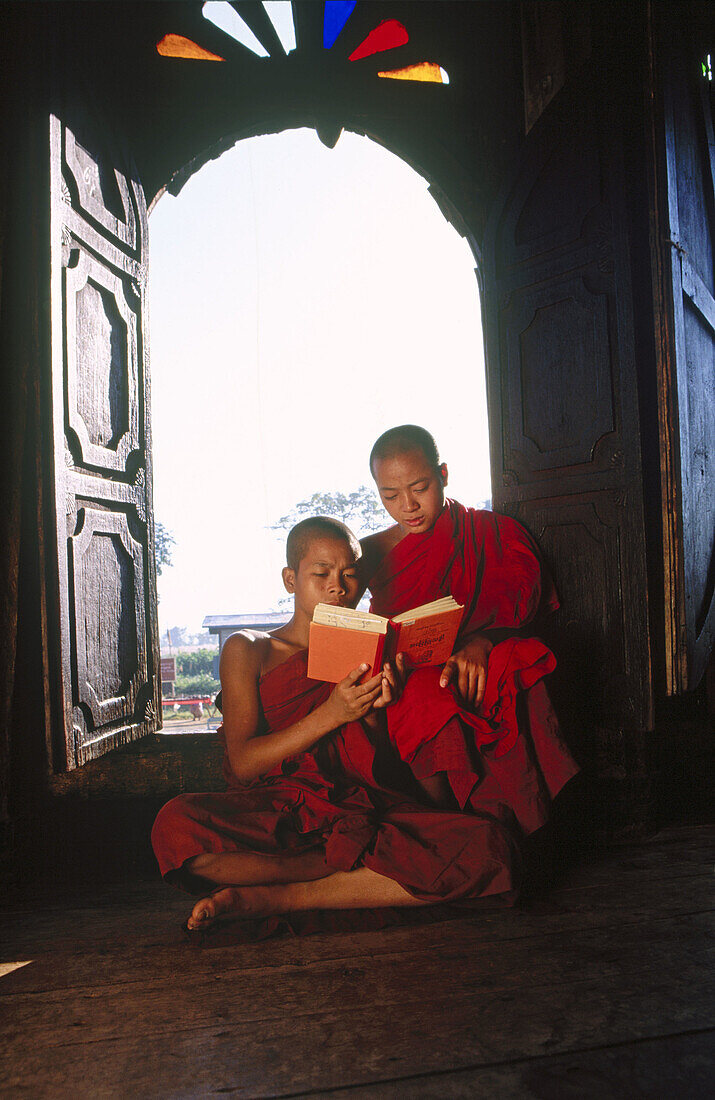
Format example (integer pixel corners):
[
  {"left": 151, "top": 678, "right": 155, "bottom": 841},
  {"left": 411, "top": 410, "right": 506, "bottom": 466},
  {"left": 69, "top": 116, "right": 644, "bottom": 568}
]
[
  {"left": 652, "top": 27, "right": 715, "bottom": 693},
  {"left": 47, "top": 109, "right": 160, "bottom": 769},
  {"left": 481, "top": 73, "right": 654, "bottom": 788}
]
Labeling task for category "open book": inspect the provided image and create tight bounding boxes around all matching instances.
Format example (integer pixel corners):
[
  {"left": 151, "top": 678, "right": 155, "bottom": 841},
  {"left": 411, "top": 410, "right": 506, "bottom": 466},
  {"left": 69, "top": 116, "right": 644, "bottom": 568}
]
[{"left": 307, "top": 597, "right": 464, "bottom": 683}]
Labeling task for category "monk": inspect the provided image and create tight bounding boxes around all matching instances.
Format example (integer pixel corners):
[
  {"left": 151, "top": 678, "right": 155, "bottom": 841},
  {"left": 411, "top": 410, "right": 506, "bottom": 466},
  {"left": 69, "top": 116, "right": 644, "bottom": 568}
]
[
  {"left": 151, "top": 516, "right": 520, "bottom": 932},
  {"left": 360, "top": 424, "right": 579, "bottom": 832}
]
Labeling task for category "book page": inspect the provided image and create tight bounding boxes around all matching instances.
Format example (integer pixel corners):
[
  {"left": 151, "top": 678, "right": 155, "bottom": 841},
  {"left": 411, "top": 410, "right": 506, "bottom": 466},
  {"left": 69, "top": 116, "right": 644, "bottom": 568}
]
[
  {"left": 392, "top": 597, "right": 462, "bottom": 624},
  {"left": 312, "top": 604, "right": 388, "bottom": 633}
]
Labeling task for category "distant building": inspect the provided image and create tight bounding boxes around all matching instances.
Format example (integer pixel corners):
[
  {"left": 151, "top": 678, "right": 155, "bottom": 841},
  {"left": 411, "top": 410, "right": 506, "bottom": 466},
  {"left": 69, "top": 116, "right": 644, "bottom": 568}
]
[{"left": 202, "top": 612, "right": 291, "bottom": 655}]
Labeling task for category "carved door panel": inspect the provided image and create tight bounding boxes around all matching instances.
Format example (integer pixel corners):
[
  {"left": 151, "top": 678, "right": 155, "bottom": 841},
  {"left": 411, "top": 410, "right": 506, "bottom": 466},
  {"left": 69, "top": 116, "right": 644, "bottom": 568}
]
[
  {"left": 482, "top": 78, "right": 653, "bottom": 762},
  {"left": 654, "top": 35, "right": 715, "bottom": 692},
  {"left": 48, "top": 112, "right": 160, "bottom": 769}
]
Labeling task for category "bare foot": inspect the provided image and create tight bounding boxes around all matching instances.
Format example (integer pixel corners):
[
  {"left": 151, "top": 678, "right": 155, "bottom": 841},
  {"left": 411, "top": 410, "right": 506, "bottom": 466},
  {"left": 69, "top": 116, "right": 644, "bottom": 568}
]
[
  {"left": 187, "top": 887, "right": 241, "bottom": 931},
  {"left": 186, "top": 884, "right": 279, "bottom": 931}
]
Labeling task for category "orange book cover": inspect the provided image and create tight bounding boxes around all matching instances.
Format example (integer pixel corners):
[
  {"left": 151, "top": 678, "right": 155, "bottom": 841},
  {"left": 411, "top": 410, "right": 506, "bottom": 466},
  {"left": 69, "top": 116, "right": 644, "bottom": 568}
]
[
  {"left": 307, "top": 621, "right": 387, "bottom": 683},
  {"left": 307, "top": 599, "right": 463, "bottom": 683},
  {"left": 391, "top": 605, "right": 463, "bottom": 668}
]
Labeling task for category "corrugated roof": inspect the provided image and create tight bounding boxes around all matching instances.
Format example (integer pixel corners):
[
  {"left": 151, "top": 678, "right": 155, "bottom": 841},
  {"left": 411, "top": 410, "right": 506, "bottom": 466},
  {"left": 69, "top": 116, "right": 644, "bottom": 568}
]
[{"left": 202, "top": 612, "right": 290, "bottom": 629}]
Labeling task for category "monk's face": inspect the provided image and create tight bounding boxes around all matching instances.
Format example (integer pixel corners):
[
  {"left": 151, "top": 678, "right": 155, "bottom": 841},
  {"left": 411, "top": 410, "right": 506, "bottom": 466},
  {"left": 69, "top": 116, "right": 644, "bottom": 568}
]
[
  {"left": 372, "top": 448, "right": 448, "bottom": 535},
  {"left": 284, "top": 536, "right": 361, "bottom": 618}
]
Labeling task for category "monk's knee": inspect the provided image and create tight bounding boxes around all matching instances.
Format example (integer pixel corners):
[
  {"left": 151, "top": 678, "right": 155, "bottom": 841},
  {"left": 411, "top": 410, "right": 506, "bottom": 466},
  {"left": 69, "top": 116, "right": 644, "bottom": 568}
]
[
  {"left": 152, "top": 794, "right": 195, "bottom": 850},
  {"left": 467, "top": 817, "right": 521, "bottom": 899},
  {"left": 439, "top": 816, "right": 521, "bottom": 902},
  {"left": 151, "top": 794, "right": 215, "bottom": 881}
]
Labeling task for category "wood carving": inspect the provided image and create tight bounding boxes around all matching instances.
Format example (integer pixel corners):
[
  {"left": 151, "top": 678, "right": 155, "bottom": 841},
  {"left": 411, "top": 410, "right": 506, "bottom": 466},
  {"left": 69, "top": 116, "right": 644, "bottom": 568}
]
[
  {"left": 68, "top": 508, "right": 147, "bottom": 739},
  {"left": 63, "top": 127, "right": 137, "bottom": 251},
  {"left": 133, "top": 468, "right": 147, "bottom": 523},
  {"left": 49, "top": 113, "right": 159, "bottom": 769},
  {"left": 503, "top": 276, "right": 614, "bottom": 473},
  {"left": 64, "top": 246, "right": 140, "bottom": 473},
  {"left": 483, "top": 76, "right": 653, "bottom": 752}
]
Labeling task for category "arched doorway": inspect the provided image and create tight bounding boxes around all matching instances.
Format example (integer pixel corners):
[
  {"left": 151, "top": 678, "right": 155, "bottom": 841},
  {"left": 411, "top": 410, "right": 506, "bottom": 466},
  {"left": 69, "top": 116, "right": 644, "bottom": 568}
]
[
  {"left": 149, "top": 127, "right": 490, "bottom": 639},
  {"left": 41, "top": 0, "right": 668, "bottom": 848},
  {"left": 45, "top": 0, "right": 497, "bottom": 769}
]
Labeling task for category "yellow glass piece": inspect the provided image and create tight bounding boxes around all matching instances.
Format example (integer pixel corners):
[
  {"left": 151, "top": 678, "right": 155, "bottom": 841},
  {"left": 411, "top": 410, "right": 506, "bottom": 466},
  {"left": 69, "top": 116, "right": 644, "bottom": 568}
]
[
  {"left": 156, "top": 34, "right": 225, "bottom": 61},
  {"left": 378, "top": 62, "right": 444, "bottom": 83}
]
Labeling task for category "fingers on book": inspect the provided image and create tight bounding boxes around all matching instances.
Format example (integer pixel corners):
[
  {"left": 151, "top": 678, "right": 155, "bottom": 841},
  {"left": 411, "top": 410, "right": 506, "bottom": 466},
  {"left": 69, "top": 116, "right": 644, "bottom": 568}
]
[{"left": 307, "top": 598, "right": 463, "bottom": 683}]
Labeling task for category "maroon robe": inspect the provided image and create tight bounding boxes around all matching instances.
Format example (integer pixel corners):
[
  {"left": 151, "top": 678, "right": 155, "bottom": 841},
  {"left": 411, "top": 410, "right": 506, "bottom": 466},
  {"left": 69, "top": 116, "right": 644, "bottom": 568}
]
[
  {"left": 151, "top": 649, "right": 519, "bottom": 906},
  {"left": 368, "top": 499, "right": 579, "bottom": 834}
]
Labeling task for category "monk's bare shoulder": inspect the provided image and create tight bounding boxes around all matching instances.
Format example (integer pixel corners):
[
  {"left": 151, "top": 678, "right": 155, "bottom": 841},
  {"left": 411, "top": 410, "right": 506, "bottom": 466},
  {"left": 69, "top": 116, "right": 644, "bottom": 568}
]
[
  {"left": 363, "top": 526, "right": 403, "bottom": 553},
  {"left": 220, "top": 630, "right": 270, "bottom": 682},
  {"left": 360, "top": 526, "right": 402, "bottom": 580}
]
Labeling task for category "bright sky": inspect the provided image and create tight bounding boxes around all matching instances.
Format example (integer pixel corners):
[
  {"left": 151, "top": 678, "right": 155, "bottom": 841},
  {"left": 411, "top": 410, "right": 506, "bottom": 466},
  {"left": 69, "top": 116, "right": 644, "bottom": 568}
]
[{"left": 149, "top": 127, "right": 490, "bottom": 635}]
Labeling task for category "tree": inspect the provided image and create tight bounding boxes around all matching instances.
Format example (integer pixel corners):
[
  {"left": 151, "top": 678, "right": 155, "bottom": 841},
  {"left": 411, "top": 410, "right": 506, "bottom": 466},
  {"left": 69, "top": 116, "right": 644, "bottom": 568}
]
[
  {"left": 172, "top": 649, "right": 220, "bottom": 696},
  {"left": 176, "top": 649, "right": 218, "bottom": 677},
  {"left": 270, "top": 486, "right": 385, "bottom": 538},
  {"left": 174, "top": 670, "right": 219, "bottom": 696},
  {"left": 165, "top": 625, "right": 187, "bottom": 648},
  {"left": 155, "top": 521, "right": 175, "bottom": 577}
]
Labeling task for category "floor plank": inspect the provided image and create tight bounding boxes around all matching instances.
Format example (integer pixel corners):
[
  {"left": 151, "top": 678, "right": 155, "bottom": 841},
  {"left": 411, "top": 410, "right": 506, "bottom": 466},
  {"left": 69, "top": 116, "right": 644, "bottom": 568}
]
[
  {"left": 4, "top": 909, "right": 713, "bottom": 1045},
  {"left": 4, "top": 966, "right": 714, "bottom": 1097},
  {"left": 1, "top": 825, "right": 713, "bottom": 1098},
  {"left": 314, "top": 1031, "right": 715, "bottom": 1100},
  {"left": 1, "top": 870, "right": 711, "bottom": 1002}
]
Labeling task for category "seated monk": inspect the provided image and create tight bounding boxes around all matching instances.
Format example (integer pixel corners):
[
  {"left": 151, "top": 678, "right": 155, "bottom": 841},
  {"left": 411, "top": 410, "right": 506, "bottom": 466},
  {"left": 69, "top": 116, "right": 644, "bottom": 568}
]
[
  {"left": 359, "top": 424, "right": 579, "bottom": 833},
  {"left": 151, "top": 516, "right": 521, "bottom": 933}
]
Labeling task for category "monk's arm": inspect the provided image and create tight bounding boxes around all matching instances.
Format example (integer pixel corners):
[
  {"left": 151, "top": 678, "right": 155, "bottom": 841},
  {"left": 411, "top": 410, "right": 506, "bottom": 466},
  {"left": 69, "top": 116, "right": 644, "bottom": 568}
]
[
  {"left": 440, "top": 632, "right": 493, "bottom": 707},
  {"left": 442, "top": 622, "right": 544, "bottom": 707},
  {"left": 220, "top": 634, "right": 385, "bottom": 783}
]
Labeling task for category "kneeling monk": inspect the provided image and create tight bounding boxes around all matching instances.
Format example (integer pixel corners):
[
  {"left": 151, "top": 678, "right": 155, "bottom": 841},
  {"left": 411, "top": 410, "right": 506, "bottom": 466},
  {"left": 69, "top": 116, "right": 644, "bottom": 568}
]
[
  {"left": 360, "top": 424, "right": 579, "bottom": 831},
  {"left": 152, "top": 516, "right": 519, "bottom": 932}
]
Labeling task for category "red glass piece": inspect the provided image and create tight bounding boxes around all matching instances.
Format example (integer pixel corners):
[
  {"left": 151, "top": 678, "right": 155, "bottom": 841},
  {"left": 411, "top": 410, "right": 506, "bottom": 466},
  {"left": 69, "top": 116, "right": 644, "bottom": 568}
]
[{"left": 349, "top": 20, "right": 408, "bottom": 62}]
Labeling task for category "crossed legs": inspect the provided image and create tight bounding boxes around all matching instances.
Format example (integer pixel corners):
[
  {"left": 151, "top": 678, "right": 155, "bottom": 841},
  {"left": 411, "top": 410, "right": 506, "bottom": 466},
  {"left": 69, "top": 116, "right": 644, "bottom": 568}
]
[{"left": 182, "top": 847, "right": 425, "bottom": 931}]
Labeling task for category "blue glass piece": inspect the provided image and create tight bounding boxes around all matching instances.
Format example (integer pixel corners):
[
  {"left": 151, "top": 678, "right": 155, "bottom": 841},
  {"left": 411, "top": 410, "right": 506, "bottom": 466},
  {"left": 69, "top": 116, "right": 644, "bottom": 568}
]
[{"left": 323, "top": 1, "right": 356, "bottom": 50}]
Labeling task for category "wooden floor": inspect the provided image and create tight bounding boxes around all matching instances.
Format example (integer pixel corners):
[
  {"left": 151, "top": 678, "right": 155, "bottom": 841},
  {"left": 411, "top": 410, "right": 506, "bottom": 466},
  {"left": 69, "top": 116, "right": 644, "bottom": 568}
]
[{"left": 1, "top": 824, "right": 713, "bottom": 1098}]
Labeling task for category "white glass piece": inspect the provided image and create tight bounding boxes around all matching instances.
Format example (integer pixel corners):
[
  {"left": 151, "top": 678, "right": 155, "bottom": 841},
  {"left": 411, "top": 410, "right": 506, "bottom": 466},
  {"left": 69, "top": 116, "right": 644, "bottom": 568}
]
[
  {"left": 202, "top": 2, "right": 270, "bottom": 57},
  {"left": 263, "top": 1, "right": 297, "bottom": 53}
]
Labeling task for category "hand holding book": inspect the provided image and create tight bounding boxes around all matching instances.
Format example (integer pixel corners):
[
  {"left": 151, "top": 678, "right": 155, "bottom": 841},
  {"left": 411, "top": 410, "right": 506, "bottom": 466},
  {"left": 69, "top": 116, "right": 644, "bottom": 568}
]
[
  {"left": 372, "top": 654, "right": 408, "bottom": 709},
  {"left": 321, "top": 664, "right": 386, "bottom": 727},
  {"left": 307, "top": 597, "right": 464, "bottom": 684}
]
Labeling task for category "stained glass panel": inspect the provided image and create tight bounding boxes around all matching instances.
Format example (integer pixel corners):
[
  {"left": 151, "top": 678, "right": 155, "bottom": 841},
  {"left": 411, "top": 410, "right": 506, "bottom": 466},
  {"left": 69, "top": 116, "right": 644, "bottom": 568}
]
[
  {"left": 323, "top": 1, "right": 357, "bottom": 50},
  {"left": 349, "top": 20, "right": 408, "bottom": 62},
  {"left": 156, "top": 3, "right": 452, "bottom": 91}
]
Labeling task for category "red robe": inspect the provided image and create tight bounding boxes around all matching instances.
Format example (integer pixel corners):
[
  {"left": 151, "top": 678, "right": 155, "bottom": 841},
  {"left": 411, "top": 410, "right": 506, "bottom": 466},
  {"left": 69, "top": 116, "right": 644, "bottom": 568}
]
[
  {"left": 368, "top": 499, "right": 578, "bottom": 834},
  {"left": 151, "top": 649, "right": 519, "bottom": 906}
]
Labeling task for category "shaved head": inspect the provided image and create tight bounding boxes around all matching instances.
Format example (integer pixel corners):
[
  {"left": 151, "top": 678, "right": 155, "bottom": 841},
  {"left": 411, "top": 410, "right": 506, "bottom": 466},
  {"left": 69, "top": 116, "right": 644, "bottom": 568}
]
[
  {"left": 286, "top": 516, "right": 361, "bottom": 571},
  {"left": 369, "top": 425, "right": 441, "bottom": 475}
]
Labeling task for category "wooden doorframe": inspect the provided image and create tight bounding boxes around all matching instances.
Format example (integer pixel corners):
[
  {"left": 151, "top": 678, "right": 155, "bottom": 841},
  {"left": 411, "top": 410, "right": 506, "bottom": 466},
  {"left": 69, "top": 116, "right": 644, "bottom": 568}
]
[{"left": 645, "top": 3, "right": 715, "bottom": 694}]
